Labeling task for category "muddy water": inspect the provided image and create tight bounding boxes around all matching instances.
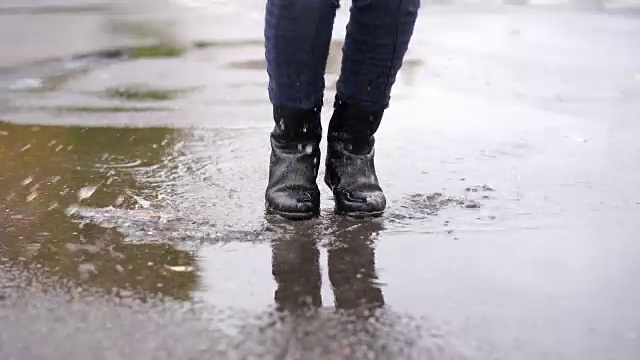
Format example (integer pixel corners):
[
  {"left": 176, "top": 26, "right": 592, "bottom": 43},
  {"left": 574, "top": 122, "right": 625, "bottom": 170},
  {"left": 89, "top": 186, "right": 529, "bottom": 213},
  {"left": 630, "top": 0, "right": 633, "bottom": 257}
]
[
  {"left": 2, "top": 2, "right": 640, "bottom": 360},
  {"left": 0, "top": 120, "right": 461, "bottom": 359}
]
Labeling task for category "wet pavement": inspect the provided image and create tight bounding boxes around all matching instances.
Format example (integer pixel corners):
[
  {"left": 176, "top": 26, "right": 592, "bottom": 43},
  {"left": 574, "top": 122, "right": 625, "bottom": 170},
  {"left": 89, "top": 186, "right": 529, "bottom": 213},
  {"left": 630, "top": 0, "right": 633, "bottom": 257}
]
[{"left": 2, "top": 1, "right": 640, "bottom": 359}]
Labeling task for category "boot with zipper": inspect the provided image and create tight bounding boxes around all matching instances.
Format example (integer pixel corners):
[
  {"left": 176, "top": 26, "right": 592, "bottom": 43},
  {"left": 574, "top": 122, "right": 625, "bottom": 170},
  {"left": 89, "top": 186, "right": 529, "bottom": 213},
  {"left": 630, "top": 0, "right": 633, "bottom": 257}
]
[
  {"left": 325, "top": 97, "right": 386, "bottom": 217},
  {"left": 265, "top": 106, "right": 322, "bottom": 220}
]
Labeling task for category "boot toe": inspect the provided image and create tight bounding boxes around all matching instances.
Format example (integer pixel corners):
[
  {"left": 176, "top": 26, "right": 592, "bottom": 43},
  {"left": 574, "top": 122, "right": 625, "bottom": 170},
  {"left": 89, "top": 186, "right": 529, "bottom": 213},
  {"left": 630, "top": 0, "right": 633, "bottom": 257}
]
[
  {"left": 334, "top": 188, "right": 386, "bottom": 217},
  {"left": 266, "top": 190, "right": 320, "bottom": 220}
]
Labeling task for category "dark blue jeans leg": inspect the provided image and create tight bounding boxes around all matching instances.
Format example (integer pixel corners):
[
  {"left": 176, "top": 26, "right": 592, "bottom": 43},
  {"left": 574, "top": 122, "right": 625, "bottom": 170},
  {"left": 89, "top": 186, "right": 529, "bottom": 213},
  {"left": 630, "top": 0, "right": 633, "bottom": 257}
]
[
  {"left": 336, "top": 0, "right": 421, "bottom": 112},
  {"left": 265, "top": 0, "right": 339, "bottom": 110}
]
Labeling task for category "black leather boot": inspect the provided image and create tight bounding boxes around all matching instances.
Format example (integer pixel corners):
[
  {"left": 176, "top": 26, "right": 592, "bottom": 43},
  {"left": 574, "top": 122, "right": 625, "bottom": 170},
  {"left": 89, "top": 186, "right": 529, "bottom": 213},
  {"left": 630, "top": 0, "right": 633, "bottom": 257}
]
[
  {"left": 325, "top": 97, "right": 386, "bottom": 218},
  {"left": 265, "top": 106, "right": 322, "bottom": 220}
]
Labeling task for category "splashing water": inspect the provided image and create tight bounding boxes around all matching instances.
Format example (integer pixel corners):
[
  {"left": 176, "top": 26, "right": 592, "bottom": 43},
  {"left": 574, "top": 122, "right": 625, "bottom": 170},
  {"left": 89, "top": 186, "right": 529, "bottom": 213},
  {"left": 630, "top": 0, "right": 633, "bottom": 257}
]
[
  {"left": 304, "top": 144, "right": 313, "bottom": 154},
  {"left": 78, "top": 185, "right": 99, "bottom": 202},
  {"left": 65, "top": 204, "right": 80, "bottom": 216},
  {"left": 114, "top": 195, "right": 126, "bottom": 206},
  {"left": 21, "top": 176, "right": 34, "bottom": 186},
  {"left": 26, "top": 191, "right": 39, "bottom": 202}
]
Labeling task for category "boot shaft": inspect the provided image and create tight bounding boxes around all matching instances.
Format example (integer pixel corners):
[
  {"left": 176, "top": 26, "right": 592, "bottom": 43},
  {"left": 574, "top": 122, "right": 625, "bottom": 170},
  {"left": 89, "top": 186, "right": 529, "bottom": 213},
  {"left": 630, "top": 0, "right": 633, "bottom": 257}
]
[
  {"left": 266, "top": 105, "right": 323, "bottom": 219},
  {"left": 328, "top": 97, "right": 384, "bottom": 147},
  {"left": 272, "top": 105, "right": 322, "bottom": 143},
  {"left": 325, "top": 97, "right": 387, "bottom": 217}
]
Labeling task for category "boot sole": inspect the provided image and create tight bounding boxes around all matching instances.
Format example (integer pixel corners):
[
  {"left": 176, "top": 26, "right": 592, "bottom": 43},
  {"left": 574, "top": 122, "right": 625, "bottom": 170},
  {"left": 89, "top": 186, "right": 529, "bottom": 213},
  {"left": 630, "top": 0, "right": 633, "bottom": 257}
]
[
  {"left": 335, "top": 208, "right": 384, "bottom": 219},
  {"left": 266, "top": 206, "right": 319, "bottom": 221}
]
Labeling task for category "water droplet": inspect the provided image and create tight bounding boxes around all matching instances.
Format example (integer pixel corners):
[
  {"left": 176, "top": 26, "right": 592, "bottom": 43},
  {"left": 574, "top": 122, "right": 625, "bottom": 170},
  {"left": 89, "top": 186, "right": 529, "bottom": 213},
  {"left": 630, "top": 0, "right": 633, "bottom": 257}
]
[
  {"left": 24, "top": 243, "right": 41, "bottom": 256},
  {"left": 126, "top": 191, "right": 151, "bottom": 208},
  {"left": 164, "top": 265, "right": 195, "bottom": 272},
  {"left": 21, "top": 176, "right": 34, "bottom": 186},
  {"left": 313, "top": 157, "right": 318, "bottom": 165},
  {"left": 463, "top": 200, "right": 481, "bottom": 209},
  {"left": 65, "top": 204, "right": 80, "bottom": 216},
  {"left": 297, "top": 144, "right": 303, "bottom": 151},
  {"left": 78, "top": 263, "right": 97, "bottom": 279},
  {"left": 114, "top": 195, "right": 125, "bottom": 206},
  {"left": 47, "top": 140, "right": 56, "bottom": 147},
  {"left": 19, "top": 144, "right": 31, "bottom": 152},
  {"left": 0, "top": 131, "right": 8, "bottom": 136},
  {"left": 302, "top": 125, "right": 308, "bottom": 133},
  {"left": 9, "top": 78, "right": 43, "bottom": 91},
  {"left": 304, "top": 144, "right": 313, "bottom": 154},
  {"left": 26, "top": 191, "right": 39, "bottom": 202},
  {"left": 279, "top": 118, "right": 285, "bottom": 130},
  {"left": 55, "top": 145, "right": 64, "bottom": 152},
  {"left": 78, "top": 185, "right": 98, "bottom": 202}
]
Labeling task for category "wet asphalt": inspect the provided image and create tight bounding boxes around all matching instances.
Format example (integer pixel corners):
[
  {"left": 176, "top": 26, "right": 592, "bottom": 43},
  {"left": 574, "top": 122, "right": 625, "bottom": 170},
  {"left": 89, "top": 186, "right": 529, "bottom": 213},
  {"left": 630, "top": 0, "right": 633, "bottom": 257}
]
[{"left": 1, "top": 1, "right": 640, "bottom": 359}]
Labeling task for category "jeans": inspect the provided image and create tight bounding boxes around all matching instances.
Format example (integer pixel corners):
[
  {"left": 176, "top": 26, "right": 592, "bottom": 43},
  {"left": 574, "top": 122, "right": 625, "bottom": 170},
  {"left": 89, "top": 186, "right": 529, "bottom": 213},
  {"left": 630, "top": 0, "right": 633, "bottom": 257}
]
[{"left": 265, "top": 0, "right": 421, "bottom": 112}]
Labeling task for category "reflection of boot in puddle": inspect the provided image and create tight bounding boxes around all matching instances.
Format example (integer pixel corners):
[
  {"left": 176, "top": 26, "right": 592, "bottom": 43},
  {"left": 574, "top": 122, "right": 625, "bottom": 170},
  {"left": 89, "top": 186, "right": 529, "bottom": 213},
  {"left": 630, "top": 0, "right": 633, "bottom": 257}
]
[
  {"left": 328, "top": 220, "right": 385, "bottom": 315},
  {"left": 271, "top": 226, "right": 322, "bottom": 313}
]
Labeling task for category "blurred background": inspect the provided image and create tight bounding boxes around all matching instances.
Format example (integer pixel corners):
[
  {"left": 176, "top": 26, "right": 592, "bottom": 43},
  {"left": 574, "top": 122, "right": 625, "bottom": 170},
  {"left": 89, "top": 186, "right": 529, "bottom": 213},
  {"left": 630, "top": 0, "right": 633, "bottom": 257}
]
[{"left": 1, "top": 0, "right": 639, "bottom": 68}]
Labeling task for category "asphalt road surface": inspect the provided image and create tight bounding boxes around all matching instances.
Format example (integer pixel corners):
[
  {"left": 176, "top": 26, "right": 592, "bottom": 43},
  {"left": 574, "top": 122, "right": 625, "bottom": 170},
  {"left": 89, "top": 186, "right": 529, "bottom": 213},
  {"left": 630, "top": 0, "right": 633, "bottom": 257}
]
[{"left": 1, "top": 1, "right": 640, "bottom": 359}]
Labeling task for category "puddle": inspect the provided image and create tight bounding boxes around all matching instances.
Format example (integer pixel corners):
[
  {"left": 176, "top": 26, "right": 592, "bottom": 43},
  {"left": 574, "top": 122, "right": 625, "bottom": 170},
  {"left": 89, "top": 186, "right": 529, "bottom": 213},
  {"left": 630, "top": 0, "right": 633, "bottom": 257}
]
[
  {"left": 0, "top": 4, "right": 114, "bottom": 15},
  {"left": 0, "top": 119, "right": 486, "bottom": 302},
  {"left": 105, "top": 84, "right": 195, "bottom": 101},
  {"left": 0, "top": 37, "right": 274, "bottom": 120},
  {"left": 50, "top": 105, "right": 173, "bottom": 113},
  {"left": 0, "top": 120, "right": 196, "bottom": 299},
  {"left": 129, "top": 44, "right": 186, "bottom": 59},
  {"left": 388, "top": 191, "right": 489, "bottom": 223},
  {"left": 193, "top": 39, "right": 265, "bottom": 49}
]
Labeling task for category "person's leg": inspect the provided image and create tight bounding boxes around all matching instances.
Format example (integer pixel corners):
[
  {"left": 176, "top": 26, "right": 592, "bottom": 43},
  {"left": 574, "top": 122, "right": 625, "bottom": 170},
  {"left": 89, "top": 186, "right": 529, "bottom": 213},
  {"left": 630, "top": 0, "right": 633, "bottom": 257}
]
[
  {"left": 264, "top": 0, "right": 339, "bottom": 220},
  {"left": 336, "top": 0, "right": 420, "bottom": 112},
  {"left": 325, "top": 0, "right": 420, "bottom": 217}
]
